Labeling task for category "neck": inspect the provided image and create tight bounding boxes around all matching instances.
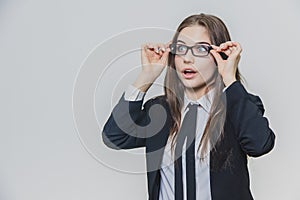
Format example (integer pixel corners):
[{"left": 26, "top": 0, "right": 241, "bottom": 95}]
[
  {"left": 184, "top": 86, "right": 210, "bottom": 101},
  {"left": 184, "top": 79, "right": 215, "bottom": 101}
]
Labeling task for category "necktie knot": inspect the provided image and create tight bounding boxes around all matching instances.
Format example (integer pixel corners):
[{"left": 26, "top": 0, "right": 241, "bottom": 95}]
[
  {"left": 187, "top": 102, "right": 199, "bottom": 109},
  {"left": 186, "top": 102, "right": 198, "bottom": 118}
]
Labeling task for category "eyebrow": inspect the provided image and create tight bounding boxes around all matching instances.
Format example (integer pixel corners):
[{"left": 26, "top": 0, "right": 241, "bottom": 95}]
[{"left": 176, "top": 40, "right": 210, "bottom": 45}]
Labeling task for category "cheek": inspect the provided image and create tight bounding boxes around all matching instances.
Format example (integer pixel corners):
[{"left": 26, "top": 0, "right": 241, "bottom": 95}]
[{"left": 195, "top": 58, "right": 217, "bottom": 75}]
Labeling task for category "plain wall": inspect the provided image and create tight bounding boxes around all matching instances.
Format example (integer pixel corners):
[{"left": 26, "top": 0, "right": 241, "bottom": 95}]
[{"left": 1, "top": 0, "right": 299, "bottom": 199}]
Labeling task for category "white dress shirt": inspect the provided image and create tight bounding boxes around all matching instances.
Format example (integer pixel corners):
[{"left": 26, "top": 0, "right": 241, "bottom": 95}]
[{"left": 124, "top": 84, "right": 229, "bottom": 200}]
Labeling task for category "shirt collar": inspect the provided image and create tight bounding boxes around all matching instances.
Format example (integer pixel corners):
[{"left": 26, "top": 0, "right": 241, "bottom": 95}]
[{"left": 183, "top": 88, "right": 215, "bottom": 113}]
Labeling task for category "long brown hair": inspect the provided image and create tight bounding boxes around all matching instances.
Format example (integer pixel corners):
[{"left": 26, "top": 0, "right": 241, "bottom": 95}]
[{"left": 164, "top": 13, "right": 244, "bottom": 160}]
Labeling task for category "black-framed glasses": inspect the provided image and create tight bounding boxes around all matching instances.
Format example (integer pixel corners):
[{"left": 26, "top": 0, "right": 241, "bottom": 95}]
[{"left": 169, "top": 42, "right": 212, "bottom": 57}]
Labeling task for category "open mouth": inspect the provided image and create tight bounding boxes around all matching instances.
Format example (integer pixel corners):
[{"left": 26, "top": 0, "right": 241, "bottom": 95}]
[
  {"left": 183, "top": 69, "right": 196, "bottom": 74},
  {"left": 182, "top": 68, "right": 197, "bottom": 79}
]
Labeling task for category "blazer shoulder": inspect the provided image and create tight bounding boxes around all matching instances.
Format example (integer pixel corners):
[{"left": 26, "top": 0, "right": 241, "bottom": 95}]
[
  {"left": 143, "top": 94, "right": 169, "bottom": 110},
  {"left": 227, "top": 80, "right": 266, "bottom": 115},
  {"left": 145, "top": 94, "right": 167, "bottom": 104},
  {"left": 248, "top": 93, "right": 265, "bottom": 115}
]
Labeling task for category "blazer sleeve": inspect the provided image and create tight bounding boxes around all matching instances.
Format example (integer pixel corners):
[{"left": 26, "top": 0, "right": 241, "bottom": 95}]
[
  {"left": 101, "top": 92, "right": 153, "bottom": 150},
  {"left": 225, "top": 80, "right": 276, "bottom": 157}
]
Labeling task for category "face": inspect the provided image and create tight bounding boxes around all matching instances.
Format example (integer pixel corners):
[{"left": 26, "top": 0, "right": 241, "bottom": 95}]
[{"left": 174, "top": 25, "right": 217, "bottom": 93}]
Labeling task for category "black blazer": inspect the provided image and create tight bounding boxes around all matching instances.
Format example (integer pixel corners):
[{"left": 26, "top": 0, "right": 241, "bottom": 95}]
[{"left": 102, "top": 81, "right": 275, "bottom": 200}]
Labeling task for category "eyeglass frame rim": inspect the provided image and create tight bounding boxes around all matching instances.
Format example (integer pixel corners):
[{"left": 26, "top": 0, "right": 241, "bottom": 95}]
[{"left": 169, "top": 42, "right": 213, "bottom": 57}]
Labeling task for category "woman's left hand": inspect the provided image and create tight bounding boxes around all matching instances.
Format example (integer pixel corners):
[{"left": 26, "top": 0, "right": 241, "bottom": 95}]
[{"left": 210, "top": 41, "right": 242, "bottom": 87}]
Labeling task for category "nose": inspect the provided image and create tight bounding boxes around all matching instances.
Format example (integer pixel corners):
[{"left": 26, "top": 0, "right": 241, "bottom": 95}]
[{"left": 182, "top": 49, "right": 194, "bottom": 63}]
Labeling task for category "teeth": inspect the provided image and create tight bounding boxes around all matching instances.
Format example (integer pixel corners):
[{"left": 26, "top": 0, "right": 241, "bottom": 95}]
[{"left": 184, "top": 69, "right": 195, "bottom": 73}]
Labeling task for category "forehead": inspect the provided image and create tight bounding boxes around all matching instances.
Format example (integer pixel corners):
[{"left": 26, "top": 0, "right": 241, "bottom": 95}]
[{"left": 177, "top": 25, "right": 211, "bottom": 44}]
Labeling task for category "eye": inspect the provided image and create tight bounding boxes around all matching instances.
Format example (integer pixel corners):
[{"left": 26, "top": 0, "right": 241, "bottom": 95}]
[
  {"left": 195, "top": 45, "right": 209, "bottom": 53},
  {"left": 177, "top": 44, "right": 187, "bottom": 52}
]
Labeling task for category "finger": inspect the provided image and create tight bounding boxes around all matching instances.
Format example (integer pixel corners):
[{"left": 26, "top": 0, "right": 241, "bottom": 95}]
[
  {"left": 222, "top": 47, "right": 240, "bottom": 58},
  {"left": 161, "top": 40, "right": 172, "bottom": 55},
  {"left": 212, "top": 42, "right": 242, "bottom": 59},
  {"left": 142, "top": 44, "right": 149, "bottom": 53},
  {"left": 210, "top": 49, "right": 223, "bottom": 64},
  {"left": 147, "top": 43, "right": 154, "bottom": 49},
  {"left": 159, "top": 47, "right": 170, "bottom": 65},
  {"left": 211, "top": 44, "right": 219, "bottom": 50},
  {"left": 141, "top": 44, "right": 150, "bottom": 63},
  {"left": 156, "top": 44, "right": 165, "bottom": 53},
  {"left": 211, "top": 44, "right": 223, "bottom": 53},
  {"left": 145, "top": 43, "right": 158, "bottom": 55},
  {"left": 223, "top": 48, "right": 232, "bottom": 56},
  {"left": 218, "top": 41, "right": 236, "bottom": 51},
  {"left": 159, "top": 43, "right": 171, "bottom": 63},
  {"left": 225, "top": 41, "right": 241, "bottom": 50},
  {"left": 228, "top": 42, "right": 242, "bottom": 57},
  {"left": 230, "top": 46, "right": 242, "bottom": 57},
  {"left": 219, "top": 42, "right": 231, "bottom": 51},
  {"left": 231, "top": 41, "right": 240, "bottom": 47},
  {"left": 233, "top": 42, "right": 242, "bottom": 53},
  {"left": 152, "top": 44, "right": 160, "bottom": 53},
  {"left": 158, "top": 43, "right": 165, "bottom": 51},
  {"left": 217, "top": 42, "right": 240, "bottom": 54},
  {"left": 157, "top": 43, "right": 165, "bottom": 56},
  {"left": 142, "top": 43, "right": 157, "bottom": 58}
]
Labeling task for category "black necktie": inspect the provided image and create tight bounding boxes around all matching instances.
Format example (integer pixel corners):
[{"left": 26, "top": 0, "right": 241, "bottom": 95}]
[{"left": 175, "top": 102, "right": 198, "bottom": 200}]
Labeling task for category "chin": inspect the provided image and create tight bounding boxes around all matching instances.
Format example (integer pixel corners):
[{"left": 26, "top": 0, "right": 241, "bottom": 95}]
[{"left": 181, "top": 79, "right": 207, "bottom": 89}]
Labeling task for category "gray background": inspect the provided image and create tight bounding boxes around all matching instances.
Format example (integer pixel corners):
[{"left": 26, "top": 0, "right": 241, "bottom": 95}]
[{"left": 1, "top": 0, "right": 299, "bottom": 199}]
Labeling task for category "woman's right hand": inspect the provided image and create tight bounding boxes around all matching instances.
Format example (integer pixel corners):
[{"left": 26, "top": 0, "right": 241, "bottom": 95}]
[
  {"left": 140, "top": 41, "right": 171, "bottom": 80},
  {"left": 132, "top": 41, "right": 171, "bottom": 93}
]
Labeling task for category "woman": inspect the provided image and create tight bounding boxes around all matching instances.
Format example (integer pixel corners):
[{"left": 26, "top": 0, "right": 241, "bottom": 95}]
[{"left": 102, "top": 13, "right": 275, "bottom": 200}]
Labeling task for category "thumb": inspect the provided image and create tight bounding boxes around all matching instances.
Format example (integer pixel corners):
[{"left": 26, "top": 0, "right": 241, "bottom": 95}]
[
  {"left": 210, "top": 49, "right": 223, "bottom": 64},
  {"left": 159, "top": 48, "right": 170, "bottom": 65}
]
